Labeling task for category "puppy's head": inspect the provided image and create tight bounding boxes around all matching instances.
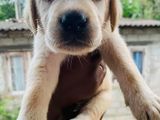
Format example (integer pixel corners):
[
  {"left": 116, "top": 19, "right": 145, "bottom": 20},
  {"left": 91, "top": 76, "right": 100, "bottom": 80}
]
[{"left": 25, "top": 0, "right": 122, "bottom": 55}]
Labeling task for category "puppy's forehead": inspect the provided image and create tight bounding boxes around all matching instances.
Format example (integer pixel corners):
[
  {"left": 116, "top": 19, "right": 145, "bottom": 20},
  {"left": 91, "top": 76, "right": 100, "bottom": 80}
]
[
  {"left": 37, "top": 0, "right": 107, "bottom": 5},
  {"left": 35, "top": 0, "right": 109, "bottom": 12}
]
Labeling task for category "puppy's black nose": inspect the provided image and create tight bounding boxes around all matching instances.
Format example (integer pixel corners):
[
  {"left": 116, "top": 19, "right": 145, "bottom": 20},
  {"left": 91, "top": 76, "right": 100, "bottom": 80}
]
[{"left": 59, "top": 11, "right": 88, "bottom": 33}]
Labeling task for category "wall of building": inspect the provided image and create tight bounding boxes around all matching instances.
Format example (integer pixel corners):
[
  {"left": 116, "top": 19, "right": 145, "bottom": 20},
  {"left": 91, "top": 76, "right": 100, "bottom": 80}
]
[
  {"left": 0, "top": 30, "right": 32, "bottom": 96},
  {"left": 0, "top": 30, "right": 32, "bottom": 52},
  {"left": 121, "top": 27, "right": 160, "bottom": 96},
  {"left": 0, "top": 56, "right": 5, "bottom": 95},
  {"left": 105, "top": 27, "right": 160, "bottom": 119}
]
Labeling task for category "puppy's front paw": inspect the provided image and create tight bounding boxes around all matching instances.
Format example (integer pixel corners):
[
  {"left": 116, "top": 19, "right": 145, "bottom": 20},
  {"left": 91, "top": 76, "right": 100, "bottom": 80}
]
[{"left": 128, "top": 89, "right": 160, "bottom": 120}]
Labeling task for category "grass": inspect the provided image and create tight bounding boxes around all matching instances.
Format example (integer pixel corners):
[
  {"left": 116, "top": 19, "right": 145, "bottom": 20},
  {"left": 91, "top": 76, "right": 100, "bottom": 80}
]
[{"left": 0, "top": 98, "right": 19, "bottom": 120}]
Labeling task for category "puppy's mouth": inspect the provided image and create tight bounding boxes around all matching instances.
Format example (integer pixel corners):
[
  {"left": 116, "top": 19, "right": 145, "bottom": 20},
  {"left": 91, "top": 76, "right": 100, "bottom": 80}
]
[
  {"left": 58, "top": 37, "right": 91, "bottom": 48},
  {"left": 55, "top": 34, "right": 94, "bottom": 55}
]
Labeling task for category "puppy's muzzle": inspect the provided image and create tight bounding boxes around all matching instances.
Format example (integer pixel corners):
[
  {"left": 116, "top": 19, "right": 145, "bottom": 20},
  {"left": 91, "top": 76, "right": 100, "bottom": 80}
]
[{"left": 58, "top": 10, "right": 90, "bottom": 47}]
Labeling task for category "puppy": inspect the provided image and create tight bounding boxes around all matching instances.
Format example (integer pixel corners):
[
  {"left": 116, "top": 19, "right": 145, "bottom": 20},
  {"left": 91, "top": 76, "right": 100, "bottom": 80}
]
[{"left": 17, "top": 0, "right": 160, "bottom": 120}]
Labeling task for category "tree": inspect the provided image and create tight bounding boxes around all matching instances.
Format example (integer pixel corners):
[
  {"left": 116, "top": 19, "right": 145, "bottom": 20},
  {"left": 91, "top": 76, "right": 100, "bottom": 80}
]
[
  {"left": 122, "top": 0, "right": 143, "bottom": 19},
  {"left": 151, "top": 0, "right": 160, "bottom": 20},
  {"left": 0, "top": 0, "right": 15, "bottom": 20},
  {"left": 121, "top": 0, "right": 160, "bottom": 20}
]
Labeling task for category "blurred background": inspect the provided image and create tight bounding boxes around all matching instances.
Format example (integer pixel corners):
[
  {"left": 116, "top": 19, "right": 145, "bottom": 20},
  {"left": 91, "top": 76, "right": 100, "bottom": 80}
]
[{"left": 0, "top": 0, "right": 160, "bottom": 120}]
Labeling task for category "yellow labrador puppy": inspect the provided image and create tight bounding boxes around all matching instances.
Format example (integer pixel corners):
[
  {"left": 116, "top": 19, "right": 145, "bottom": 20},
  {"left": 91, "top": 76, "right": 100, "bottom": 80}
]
[{"left": 17, "top": 0, "right": 160, "bottom": 120}]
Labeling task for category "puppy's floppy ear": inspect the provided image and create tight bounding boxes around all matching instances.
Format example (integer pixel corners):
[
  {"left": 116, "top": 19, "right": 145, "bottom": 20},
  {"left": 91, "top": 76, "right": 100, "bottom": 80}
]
[
  {"left": 24, "top": 0, "right": 38, "bottom": 34},
  {"left": 109, "top": 0, "right": 122, "bottom": 31}
]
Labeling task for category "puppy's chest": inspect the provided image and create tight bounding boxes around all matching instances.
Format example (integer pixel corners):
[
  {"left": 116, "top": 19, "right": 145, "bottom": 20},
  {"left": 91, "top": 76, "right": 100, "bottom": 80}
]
[{"left": 53, "top": 50, "right": 106, "bottom": 107}]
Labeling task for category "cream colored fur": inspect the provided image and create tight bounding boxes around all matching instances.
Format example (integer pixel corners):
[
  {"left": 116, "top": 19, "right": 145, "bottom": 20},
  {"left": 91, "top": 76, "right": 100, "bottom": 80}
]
[{"left": 17, "top": 0, "right": 160, "bottom": 120}]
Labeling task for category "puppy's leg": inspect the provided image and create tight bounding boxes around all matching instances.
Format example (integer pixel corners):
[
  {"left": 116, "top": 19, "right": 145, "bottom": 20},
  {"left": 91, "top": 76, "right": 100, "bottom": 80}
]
[
  {"left": 100, "top": 29, "right": 160, "bottom": 120},
  {"left": 17, "top": 31, "right": 65, "bottom": 120},
  {"left": 72, "top": 69, "right": 112, "bottom": 120}
]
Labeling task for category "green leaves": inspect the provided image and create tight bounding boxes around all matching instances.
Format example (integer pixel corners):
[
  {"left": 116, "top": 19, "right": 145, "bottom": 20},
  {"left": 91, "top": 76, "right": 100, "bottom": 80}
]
[
  {"left": 0, "top": 99, "right": 19, "bottom": 120},
  {"left": 122, "top": 0, "right": 143, "bottom": 19},
  {"left": 0, "top": 0, "right": 15, "bottom": 20},
  {"left": 121, "top": 0, "right": 160, "bottom": 20}
]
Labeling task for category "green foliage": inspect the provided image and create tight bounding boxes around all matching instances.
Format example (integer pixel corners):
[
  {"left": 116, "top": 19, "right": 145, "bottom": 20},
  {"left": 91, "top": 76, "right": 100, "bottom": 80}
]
[
  {"left": 122, "top": 0, "right": 143, "bottom": 19},
  {"left": 121, "top": 0, "right": 160, "bottom": 20},
  {"left": 0, "top": 99, "right": 19, "bottom": 120},
  {"left": 152, "top": 0, "right": 160, "bottom": 20},
  {"left": 0, "top": 0, "right": 15, "bottom": 20}
]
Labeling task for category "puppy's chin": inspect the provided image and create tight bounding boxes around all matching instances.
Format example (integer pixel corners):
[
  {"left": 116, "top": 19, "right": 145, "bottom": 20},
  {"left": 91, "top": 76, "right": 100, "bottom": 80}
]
[
  {"left": 45, "top": 38, "right": 101, "bottom": 56},
  {"left": 45, "top": 43, "right": 99, "bottom": 56},
  {"left": 58, "top": 47, "right": 99, "bottom": 56}
]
